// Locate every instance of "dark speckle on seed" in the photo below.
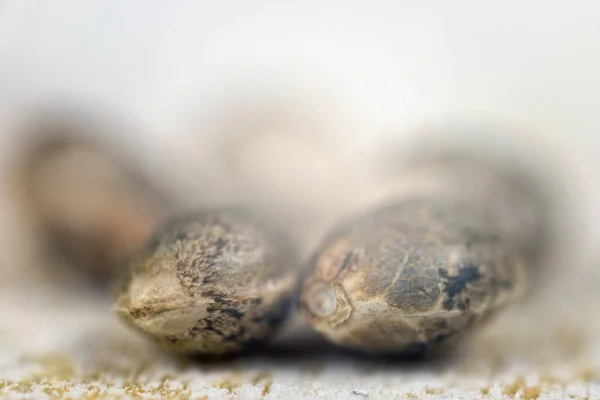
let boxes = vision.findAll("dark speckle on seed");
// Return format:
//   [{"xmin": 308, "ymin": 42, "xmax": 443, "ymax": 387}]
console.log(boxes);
[{"xmin": 439, "ymin": 262, "xmax": 482, "ymax": 311}]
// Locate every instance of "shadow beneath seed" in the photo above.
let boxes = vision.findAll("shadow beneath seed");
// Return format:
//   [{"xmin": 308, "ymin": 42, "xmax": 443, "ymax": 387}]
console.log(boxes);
[
  {"xmin": 70, "ymin": 310, "xmax": 460, "ymax": 376},
  {"xmin": 187, "ymin": 319, "xmax": 460, "ymax": 373}
]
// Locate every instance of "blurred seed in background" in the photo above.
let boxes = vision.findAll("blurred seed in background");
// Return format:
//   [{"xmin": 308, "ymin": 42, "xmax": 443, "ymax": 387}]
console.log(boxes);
[{"xmin": 6, "ymin": 106, "xmax": 172, "ymax": 286}]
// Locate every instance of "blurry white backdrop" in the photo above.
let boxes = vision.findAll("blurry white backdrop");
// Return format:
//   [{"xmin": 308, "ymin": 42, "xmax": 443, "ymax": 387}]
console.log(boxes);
[
  {"xmin": 1, "ymin": 1, "xmax": 599, "ymax": 264},
  {"xmin": 0, "ymin": 1, "xmax": 598, "ymax": 317}
]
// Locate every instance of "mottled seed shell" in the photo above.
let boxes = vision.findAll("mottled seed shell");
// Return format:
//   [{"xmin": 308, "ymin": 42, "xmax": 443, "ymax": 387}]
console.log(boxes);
[
  {"xmin": 300, "ymin": 156, "xmax": 549, "ymax": 356},
  {"xmin": 114, "ymin": 210, "xmax": 299, "ymax": 356},
  {"xmin": 300, "ymin": 199, "xmax": 529, "ymax": 355}
]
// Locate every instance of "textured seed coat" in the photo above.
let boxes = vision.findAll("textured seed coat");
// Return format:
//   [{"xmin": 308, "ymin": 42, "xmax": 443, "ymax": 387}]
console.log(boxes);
[
  {"xmin": 115, "ymin": 210, "xmax": 298, "ymax": 356},
  {"xmin": 300, "ymin": 156, "xmax": 548, "ymax": 356}
]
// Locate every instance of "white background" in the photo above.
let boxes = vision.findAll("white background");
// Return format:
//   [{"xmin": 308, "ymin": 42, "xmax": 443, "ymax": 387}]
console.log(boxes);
[{"xmin": 0, "ymin": 0, "xmax": 599, "ymax": 263}]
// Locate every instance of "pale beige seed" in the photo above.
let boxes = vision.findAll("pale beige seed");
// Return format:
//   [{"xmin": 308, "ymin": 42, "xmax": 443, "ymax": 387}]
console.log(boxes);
[{"xmin": 114, "ymin": 209, "xmax": 299, "ymax": 356}]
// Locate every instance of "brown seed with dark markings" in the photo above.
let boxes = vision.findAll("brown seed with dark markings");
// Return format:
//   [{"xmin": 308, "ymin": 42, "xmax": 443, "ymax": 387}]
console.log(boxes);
[
  {"xmin": 11, "ymin": 110, "xmax": 169, "ymax": 283},
  {"xmin": 300, "ymin": 153, "xmax": 555, "ymax": 356},
  {"xmin": 114, "ymin": 209, "xmax": 299, "ymax": 356}
]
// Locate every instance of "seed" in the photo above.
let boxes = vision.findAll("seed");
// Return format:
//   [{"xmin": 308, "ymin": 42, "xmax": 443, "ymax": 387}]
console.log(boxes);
[
  {"xmin": 299, "ymin": 153, "xmax": 553, "ymax": 356},
  {"xmin": 114, "ymin": 209, "xmax": 299, "ymax": 356},
  {"xmin": 12, "ymin": 111, "xmax": 168, "ymax": 283}
]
